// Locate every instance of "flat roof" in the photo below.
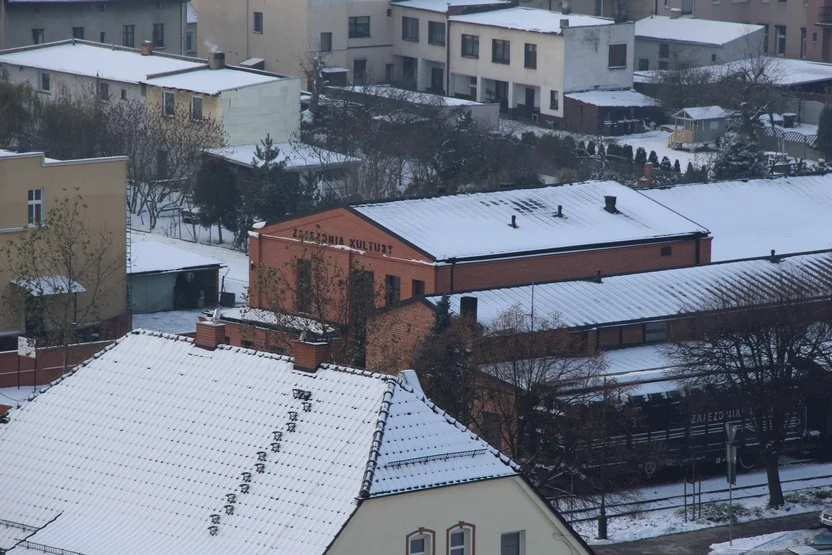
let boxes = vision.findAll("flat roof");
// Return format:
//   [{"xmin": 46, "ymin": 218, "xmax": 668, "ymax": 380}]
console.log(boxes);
[
  {"xmin": 565, "ymin": 89, "xmax": 658, "ymax": 107},
  {"xmin": 129, "ymin": 242, "xmax": 222, "ymax": 275},
  {"xmin": 636, "ymin": 57, "xmax": 832, "ymax": 87},
  {"xmin": 643, "ymin": 175, "xmax": 832, "ymax": 261},
  {"xmin": 147, "ymin": 67, "xmax": 282, "ymax": 95},
  {"xmin": 205, "ymin": 142, "xmax": 359, "ymax": 170},
  {"xmin": 338, "ymin": 84, "xmax": 486, "ymax": 106},
  {"xmin": 427, "ymin": 250, "xmax": 832, "ymax": 328},
  {"xmin": 449, "ymin": 7, "xmax": 614, "ymax": 34},
  {"xmin": 393, "ymin": 0, "xmax": 510, "ymax": 13},
  {"xmin": 635, "ymin": 16, "xmax": 763, "ymax": 46},
  {"xmin": 350, "ymin": 180, "xmax": 709, "ymax": 261}
]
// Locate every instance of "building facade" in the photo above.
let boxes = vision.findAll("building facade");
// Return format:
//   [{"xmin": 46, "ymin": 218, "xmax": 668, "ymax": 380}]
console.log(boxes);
[
  {"xmin": 0, "ymin": 150, "xmax": 129, "ymax": 351},
  {"xmin": 0, "ymin": 0, "xmax": 188, "ymax": 54}
]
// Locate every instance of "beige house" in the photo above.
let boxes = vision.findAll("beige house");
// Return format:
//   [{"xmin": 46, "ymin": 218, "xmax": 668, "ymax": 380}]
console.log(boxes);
[
  {"xmin": 0, "ymin": 150, "xmax": 129, "ymax": 351},
  {"xmin": 0, "ymin": 328, "xmax": 594, "ymax": 555}
]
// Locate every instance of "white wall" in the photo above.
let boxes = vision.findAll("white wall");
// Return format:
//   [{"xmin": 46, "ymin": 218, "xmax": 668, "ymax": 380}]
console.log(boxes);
[
  {"xmin": 392, "ymin": 6, "xmax": 448, "ymax": 64},
  {"xmin": 220, "ymin": 77, "xmax": 301, "ymax": 145},
  {"xmin": 562, "ymin": 21, "xmax": 634, "ymax": 93},
  {"xmin": 633, "ymin": 28, "xmax": 763, "ymax": 71},
  {"xmin": 328, "ymin": 476, "xmax": 592, "ymax": 555},
  {"xmin": 0, "ymin": 64, "xmax": 146, "ymax": 102}
]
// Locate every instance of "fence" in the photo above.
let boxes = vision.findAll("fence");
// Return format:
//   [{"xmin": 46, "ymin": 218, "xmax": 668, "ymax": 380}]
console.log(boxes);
[
  {"xmin": 0, "ymin": 340, "xmax": 113, "ymax": 389},
  {"xmin": 758, "ymin": 126, "xmax": 821, "ymax": 161}
]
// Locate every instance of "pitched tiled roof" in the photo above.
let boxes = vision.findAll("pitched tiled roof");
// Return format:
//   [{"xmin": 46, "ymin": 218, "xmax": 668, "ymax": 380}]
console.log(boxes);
[{"xmin": 0, "ymin": 330, "xmax": 515, "ymax": 554}]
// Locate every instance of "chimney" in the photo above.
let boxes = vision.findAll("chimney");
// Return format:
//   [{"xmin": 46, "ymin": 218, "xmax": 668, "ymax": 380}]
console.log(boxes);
[
  {"xmin": 195, "ymin": 320, "xmax": 226, "ymax": 350},
  {"xmin": 293, "ymin": 337, "xmax": 329, "ymax": 372},
  {"xmin": 614, "ymin": 0, "xmax": 628, "ymax": 22},
  {"xmin": 509, "ymin": 214, "xmax": 518, "ymax": 228},
  {"xmin": 604, "ymin": 195, "xmax": 618, "ymax": 214},
  {"xmin": 556, "ymin": 204, "xmax": 563, "ymax": 217},
  {"xmin": 460, "ymin": 296, "xmax": 478, "ymax": 324},
  {"xmin": 141, "ymin": 40, "xmax": 153, "ymax": 56},
  {"xmin": 561, "ymin": 0, "xmax": 572, "ymax": 15},
  {"xmin": 640, "ymin": 162, "xmax": 654, "ymax": 188},
  {"xmin": 669, "ymin": 7, "xmax": 681, "ymax": 18},
  {"xmin": 209, "ymin": 51, "xmax": 226, "ymax": 70},
  {"xmin": 594, "ymin": 270, "xmax": 603, "ymax": 284},
  {"xmin": 560, "ymin": 18, "xmax": 570, "ymax": 29},
  {"xmin": 769, "ymin": 249, "xmax": 780, "ymax": 263}
]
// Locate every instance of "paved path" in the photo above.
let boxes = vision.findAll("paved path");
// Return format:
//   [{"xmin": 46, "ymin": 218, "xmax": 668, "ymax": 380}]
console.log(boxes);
[{"xmin": 591, "ymin": 513, "xmax": 821, "ymax": 555}]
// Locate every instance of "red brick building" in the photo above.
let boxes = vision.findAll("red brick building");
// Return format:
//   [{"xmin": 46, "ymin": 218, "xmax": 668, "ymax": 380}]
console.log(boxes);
[{"xmin": 227, "ymin": 180, "xmax": 711, "ymax": 363}]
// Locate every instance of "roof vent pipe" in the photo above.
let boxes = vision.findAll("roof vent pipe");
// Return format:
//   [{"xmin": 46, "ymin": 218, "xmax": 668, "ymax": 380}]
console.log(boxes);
[
  {"xmin": 770, "ymin": 249, "xmax": 779, "ymax": 263},
  {"xmin": 604, "ymin": 195, "xmax": 617, "ymax": 213},
  {"xmin": 595, "ymin": 270, "xmax": 602, "ymax": 283},
  {"xmin": 557, "ymin": 204, "xmax": 563, "ymax": 217},
  {"xmin": 509, "ymin": 214, "xmax": 518, "ymax": 228}
]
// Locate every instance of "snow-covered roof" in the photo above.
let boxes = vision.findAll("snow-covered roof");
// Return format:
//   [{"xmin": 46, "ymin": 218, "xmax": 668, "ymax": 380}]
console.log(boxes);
[
  {"xmin": 635, "ymin": 16, "xmax": 763, "ymax": 46},
  {"xmin": 219, "ymin": 307, "xmax": 337, "ymax": 335},
  {"xmin": 205, "ymin": 142, "xmax": 359, "ymax": 170},
  {"xmin": 449, "ymin": 7, "xmax": 614, "ymax": 34},
  {"xmin": 718, "ymin": 57, "xmax": 832, "ymax": 86},
  {"xmin": 0, "ymin": 330, "xmax": 517, "ymax": 554},
  {"xmin": 12, "ymin": 276, "xmax": 86, "ymax": 295},
  {"xmin": 673, "ymin": 106, "xmax": 727, "ymax": 120},
  {"xmin": 565, "ymin": 89, "xmax": 658, "ymax": 107},
  {"xmin": 0, "ymin": 149, "xmax": 60, "ymax": 164},
  {"xmin": 393, "ymin": 0, "xmax": 510, "ymax": 13},
  {"xmin": 147, "ymin": 67, "xmax": 283, "ymax": 95},
  {"xmin": 426, "ymin": 250, "xmax": 832, "ymax": 327},
  {"xmin": 187, "ymin": 2, "xmax": 198, "ymax": 24},
  {"xmin": 350, "ymin": 181, "xmax": 709, "ymax": 260},
  {"xmin": 338, "ymin": 84, "xmax": 485, "ymax": 106},
  {"xmin": 130, "ymin": 242, "xmax": 222, "ymax": 275},
  {"xmin": 0, "ymin": 41, "xmax": 204, "ymax": 84},
  {"xmin": 643, "ymin": 175, "xmax": 832, "ymax": 261}
]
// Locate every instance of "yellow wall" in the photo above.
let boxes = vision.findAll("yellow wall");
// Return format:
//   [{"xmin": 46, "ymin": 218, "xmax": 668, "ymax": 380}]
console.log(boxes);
[
  {"xmin": 329, "ymin": 476, "xmax": 591, "ymax": 555},
  {"xmin": 145, "ymin": 85, "xmax": 222, "ymax": 127},
  {"xmin": 0, "ymin": 153, "xmax": 128, "ymax": 336}
]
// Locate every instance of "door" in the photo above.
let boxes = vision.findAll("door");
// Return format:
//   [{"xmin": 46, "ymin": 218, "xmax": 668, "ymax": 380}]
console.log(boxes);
[
  {"xmin": 470, "ymin": 76, "xmax": 477, "ymax": 101},
  {"xmin": 524, "ymin": 87, "xmax": 535, "ymax": 116},
  {"xmin": 431, "ymin": 67, "xmax": 443, "ymax": 93},
  {"xmin": 402, "ymin": 57, "xmax": 417, "ymax": 87}
]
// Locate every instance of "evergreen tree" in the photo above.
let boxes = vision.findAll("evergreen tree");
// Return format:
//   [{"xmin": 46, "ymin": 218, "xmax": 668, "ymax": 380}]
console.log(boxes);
[
  {"xmin": 817, "ymin": 104, "xmax": 832, "ymax": 158},
  {"xmin": 597, "ymin": 143, "xmax": 606, "ymax": 157},
  {"xmin": 648, "ymin": 150, "xmax": 660, "ymax": 166},
  {"xmin": 587, "ymin": 140, "xmax": 596, "ymax": 155},
  {"xmin": 192, "ymin": 158, "xmax": 240, "ymax": 244},
  {"xmin": 634, "ymin": 147, "xmax": 647, "ymax": 166},
  {"xmin": 659, "ymin": 156, "xmax": 672, "ymax": 172},
  {"xmin": 711, "ymin": 136, "xmax": 769, "ymax": 181},
  {"xmin": 433, "ymin": 295, "xmax": 452, "ymax": 333},
  {"xmin": 673, "ymin": 159, "xmax": 682, "ymax": 173},
  {"xmin": 622, "ymin": 144, "xmax": 634, "ymax": 164},
  {"xmin": 577, "ymin": 140, "xmax": 586, "ymax": 155}
]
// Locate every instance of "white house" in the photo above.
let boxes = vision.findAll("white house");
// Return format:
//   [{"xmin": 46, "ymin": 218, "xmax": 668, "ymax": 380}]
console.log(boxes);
[
  {"xmin": 0, "ymin": 327, "xmax": 594, "ymax": 555},
  {"xmin": 446, "ymin": 8, "xmax": 635, "ymax": 124},
  {"xmin": 634, "ymin": 15, "xmax": 764, "ymax": 71}
]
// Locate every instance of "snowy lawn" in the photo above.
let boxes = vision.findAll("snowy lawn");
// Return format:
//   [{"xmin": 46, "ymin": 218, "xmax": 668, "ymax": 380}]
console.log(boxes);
[
  {"xmin": 612, "ymin": 130, "xmax": 717, "ymax": 169},
  {"xmin": 132, "ymin": 309, "xmax": 209, "ymax": 335},
  {"xmin": 709, "ymin": 530, "xmax": 821, "ymax": 554}
]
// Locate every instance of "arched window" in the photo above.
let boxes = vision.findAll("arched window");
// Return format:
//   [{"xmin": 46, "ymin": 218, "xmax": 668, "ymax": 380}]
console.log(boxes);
[
  {"xmin": 407, "ymin": 528, "xmax": 435, "ymax": 555},
  {"xmin": 446, "ymin": 522, "xmax": 475, "ymax": 555}
]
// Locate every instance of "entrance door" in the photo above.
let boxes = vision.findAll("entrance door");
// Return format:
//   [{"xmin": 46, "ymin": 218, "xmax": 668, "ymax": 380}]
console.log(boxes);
[
  {"xmin": 470, "ymin": 76, "xmax": 477, "ymax": 101},
  {"xmin": 495, "ymin": 80, "xmax": 509, "ymax": 113},
  {"xmin": 525, "ymin": 87, "xmax": 535, "ymax": 115},
  {"xmin": 402, "ymin": 57, "xmax": 417, "ymax": 87},
  {"xmin": 431, "ymin": 67, "xmax": 444, "ymax": 93}
]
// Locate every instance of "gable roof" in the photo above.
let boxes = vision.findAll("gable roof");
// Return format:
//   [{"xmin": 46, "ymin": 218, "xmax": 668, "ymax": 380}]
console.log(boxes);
[
  {"xmin": 0, "ymin": 330, "xmax": 517, "ymax": 554},
  {"xmin": 643, "ymin": 174, "xmax": 832, "ymax": 261},
  {"xmin": 349, "ymin": 181, "xmax": 709, "ymax": 261},
  {"xmin": 424, "ymin": 250, "xmax": 832, "ymax": 328},
  {"xmin": 673, "ymin": 106, "xmax": 728, "ymax": 120},
  {"xmin": 635, "ymin": 16, "xmax": 763, "ymax": 46}
]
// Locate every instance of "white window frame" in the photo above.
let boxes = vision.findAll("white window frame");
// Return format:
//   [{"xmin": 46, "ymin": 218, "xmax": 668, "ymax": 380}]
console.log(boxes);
[
  {"xmin": 163, "ymin": 91, "xmax": 175, "ymax": 117},
  {"xmin": 27, "ymin": 188, "xmax": 44, "ymax": 226},
  {"xmin": 99, "ymin": 81, "xmax": 110, "ymax": 101},
  {"xmin": 500, "ymin": 530, "xmax": 525, "ymax": 555},
  {"xmin": 190, "ymin": 95, "xmax": 203, "ymax": 121},
  {"xmin": 407, "ymin": 529, "xmax": 435, "ymax": 555},
  {"xmin": 39, "ymin": 72, "xmax": 50, "ymax": 93},
  {"xmin": 447, "ymin": 523, "xmax": 474, "ymax": 555}
]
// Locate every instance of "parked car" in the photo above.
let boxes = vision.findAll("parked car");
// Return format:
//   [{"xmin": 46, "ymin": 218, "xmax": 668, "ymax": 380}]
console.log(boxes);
[{"xmin": 821, "ymin": 507, "xmax": 832, "ymax": 528}]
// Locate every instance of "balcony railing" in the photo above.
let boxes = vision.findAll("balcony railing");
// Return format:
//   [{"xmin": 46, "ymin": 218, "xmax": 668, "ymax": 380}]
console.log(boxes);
[{"xmin": 819, "ymin": 5, "xmax": 832, "ymax": 24}]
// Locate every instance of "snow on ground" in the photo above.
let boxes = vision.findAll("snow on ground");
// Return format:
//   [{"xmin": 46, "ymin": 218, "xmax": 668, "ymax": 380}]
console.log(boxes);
[
  {"xmin": 570, "ymin": 461, "xmax": 832, "ymax": 544},
  {"xmin": 613, "ymin": 130, "xmax": 716, "ymax": 168},
  {"xmin": 132, "ymin": 309, "xmax": 208, "ymax": 335},
  {"xmin": 709, "ymin": 530, "xmax": 820, "ymax": 554}
]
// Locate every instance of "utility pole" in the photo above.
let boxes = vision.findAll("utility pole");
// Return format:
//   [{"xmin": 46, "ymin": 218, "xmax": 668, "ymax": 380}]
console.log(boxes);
[
  {"xmin": 598, "ymin": 376, "xmax": 608, "ymax": 540},
  {"xmin": 726, "ymin": 423, "xmax": 738, "ymax": 547}
]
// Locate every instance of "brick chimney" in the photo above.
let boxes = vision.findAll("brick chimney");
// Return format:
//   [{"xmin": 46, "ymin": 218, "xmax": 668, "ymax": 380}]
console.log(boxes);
[
  {"xmin": 293, "ymin": 338, "xmax": 329, "ymax": 372},
  {"xmin": 141, "ymin": 40, "xmax": 153, "ymax": 56},
  {"xmin": 209, "ymin": 51, "xmax": 226, "ymax": 70},
  {"xmin": 561, "ymin": 0, "xmax": 572, "ymax": 15},
  {"xmin": 195, "ymin": 320, "xmax": 226, "ymax": 350},
  {"xmin": 460, "ymin": 296, "xmax": 478, "ymax": 324},
  {"xmin": 604, "ymin": 195, "xmax": 618, "ymax": 213}
]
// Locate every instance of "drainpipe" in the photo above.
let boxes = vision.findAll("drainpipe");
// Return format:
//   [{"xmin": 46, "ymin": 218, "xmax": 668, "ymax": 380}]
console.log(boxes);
[
  {"xmin": 445, "ymin": 17, "xmax": 451, "ymax": 96},
  {"xmin": 449, "ymin": 258, "xmax": 457, "ymax": 292},
  {"xmin": 695, "ymin": 236, "xmax": 701, "ymax": 265},
  {"xmin": 181, "ymin": 0, "xmax": 187, "ymax": 55},
  {"xmin": 246, "ymin": 0, "xmax": 251, "ymax": 59}
]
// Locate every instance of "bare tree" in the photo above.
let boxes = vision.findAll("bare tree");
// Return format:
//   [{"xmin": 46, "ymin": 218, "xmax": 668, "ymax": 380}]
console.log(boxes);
[
  {"xmin": 1, "ymin": 190, "xmax": 124, "ymax": 373},
  {"xmin": 666, "ymin": 264, "xmax": 832, "ymax": 507}
]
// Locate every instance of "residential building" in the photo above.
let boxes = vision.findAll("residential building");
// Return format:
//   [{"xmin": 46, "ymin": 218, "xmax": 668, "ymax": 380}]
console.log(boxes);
[
  {"xmin": 0, "ymin": 150, "xmax": 129, "ymax": 352},
  {"xmin": 634, "ymin": 16, "xmax": 764, "ymax": 71},
  {"xmin": 0, "ymin": 40, "xmax": 301, "ymax": 145},
  {"xmin": 0, "ymin": 327, "xmax": 594, "ymax": 555},
  {"xmin": 0, "ymin": 0, "xmax": 188, "ymax": 54},
  {"xmin": 195, "ymin": 0, "xmax": 395, "ymax": 84},
  {"xmin": 185, "ymin": 1, "xmax": 197, "ymax": 55}
]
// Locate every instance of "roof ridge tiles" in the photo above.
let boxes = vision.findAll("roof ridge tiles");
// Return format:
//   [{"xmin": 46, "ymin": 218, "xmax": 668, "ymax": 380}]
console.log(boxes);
[{"xmin": 359, "ymin": 380, "xmax": 397, "ymax": 498}]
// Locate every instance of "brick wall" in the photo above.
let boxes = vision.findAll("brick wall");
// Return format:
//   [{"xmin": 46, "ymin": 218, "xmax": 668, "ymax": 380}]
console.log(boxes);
[
  {"xmin": 365, "ymin": 301, "xmax": 437, "ymax": 374},
  {"xmin": 0, "ymin": 340, "xmax": 113, "ymax": 388}
]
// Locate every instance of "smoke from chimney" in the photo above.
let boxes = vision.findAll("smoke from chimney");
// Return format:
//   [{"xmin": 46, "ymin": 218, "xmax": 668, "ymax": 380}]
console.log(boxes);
[{"xmin": 203, "ymin": 39, "xmax": 220, "ymax": 53}]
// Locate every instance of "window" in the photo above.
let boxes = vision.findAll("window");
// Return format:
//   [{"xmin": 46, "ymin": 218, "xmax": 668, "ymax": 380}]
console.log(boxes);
[
  {"xmin": 461, "ymin": 34, "xmax": 479, "ymax": 58},
  {"xmin": 658, "ymin": 43, "xmax": 669, "ymax": 58},
  {"xmin": 99, "ymin": 81, "xmax": 109, "ymax": 101},
  {"xmin": 72, "ymin": 26, "xmax": 84, "ymax": 40},
  {"xmin": 297, "ymin": 259, "xmax": 312, "ymax": 312},
  {"xmin": 711, "ymin": 53, "xmax": 716, "ymax": 62},
  {"xmin": 156, "ymin": 149, "xmax": 168, "ymax": 179},
  {"xmin": 501, "ymin": 531, "xmax": 524, "ymax": 555},
  {"xmin": 524, "ymin": 43, "xmax": 537, "ymax": 68},
  {"xmin": 100, "ymin": 31, "xmax": 106, "ymax": 43},
  {"xmin": 241, "ymin": 339, "xmax": 255, "ymax": 349},
  {"xmin": 385, "ymin": 63, "xmax": 394, "ymax": 82},
  {"xmin": 549, "ymin": 90, "xmax": 559, "ymax": 110},
  {"xmin": 191, "ymin": 95, "xmax": 203, "ymax": 120},
  {"xmin": 353, "ymin": 59, "xmax": 367, "ymax": 83},
  {"xmin": 253, "ymin": 11, "xmax": 264, "ymax": 33},
  {"xmin": 39, "ymin": 72, "xmax": 50, "ymax": 93},
  {"xmin": 608, "ymin": 43, "xmax": 627, "ymax": 68},
  {"xmin": 162, "ymin": 91, "xmax": 175, "ymax": 117},
  {"xmin": 407, "ymin": 529, "xmax": 435, "ymax": 555},
  {"xmin": 186, "ymin": 30, "xmax": 195, "ymax": 52},
  {"xmin": 123, "ymin": 24, "xmax": 135, "ymax": 47},
  {"xmin": 428, "ymin": 21, "xmax": 445, "ymax": 45},
  {"xmin": 32, "ymin": 29, "xmax": 44, "ymax": 44},
  {"xmin": 644, "ymin": 321, "xmax": 668, "ymax": 343},
  {"xmin": 402, "ymin": 16, "xmax": 419, "ymax": 41},
  {"xmin": 121, "ymin": 88, "xmax": 127, "ymax": 100},
  {"xmin": 761, "ymin": 23, "xmax": 769, "ymax": 54},
  {"xmin": 814, "ymin": 32, "xmax": 818, "ymax": 43},
  {"xmin": 320, "ymin": 32, "xmax": 332, "ymax": 52},
  {"xmin": 385, "ymin": 275, "xmax": 401, "ymax": 305},
  {"xmin": 660, "ymin": 245, "xmax": 672, "ymax": 256},
  {"xmin": 801, "ymin": 27, "xmax": 807, "ymax": 58},
  {"xmin": 638, "ymin": 58, "xmax": 649, "ymax": 71},
  {"xmin": 658, "ymin": 60, "xmax": 669, "ymax": 70},
  {"xmin": 492, "ymin": 39, "xmax": 510, "ymax": 64},
  {"xmin": 349, "ymin": 16, "xmax": 370, "ymax": 38},
  {"xmin": 153, "ymin": 23, "xmax": 165, "ymax": 47},
  {"xmin": 448, "ymin": 525, "xmax": 474, "ymax": 555},
  {"xmin": 412, "ymin": 279, "xmax": 425, "ymax": 296},
  {"xmin": 775, "ymin": 25, "xmax": 786, "ymax": 55},
  {"xmin": 27, "ymin": 188, "xmax": 43, "ymax": 226}
]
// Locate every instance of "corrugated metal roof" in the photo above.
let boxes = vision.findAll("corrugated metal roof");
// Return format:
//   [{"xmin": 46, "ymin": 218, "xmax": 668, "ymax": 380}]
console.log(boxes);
[
  {"xmin": 351, "ymin": 181, "xmax": 709, "ymax": 260},
  {"xmin": 428, "ymin": 250, "xmax": 832, "ymax": 328},
  {"xmin": 643, "ymin": 175, "xmax": 832, "ymax": 262},
  {"xmin": 0, "ymin": 331, "xmax": 515, "ymax": 554}
]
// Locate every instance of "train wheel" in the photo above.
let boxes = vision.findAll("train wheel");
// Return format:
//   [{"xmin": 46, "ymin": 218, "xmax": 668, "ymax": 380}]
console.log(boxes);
[
  {"xmin": 740, "ymin": 451, "xmax": 758, "ymax": 470},
  {"xmin": 644, "ymin": 461, "xmax": 658, "ymax": 476}
]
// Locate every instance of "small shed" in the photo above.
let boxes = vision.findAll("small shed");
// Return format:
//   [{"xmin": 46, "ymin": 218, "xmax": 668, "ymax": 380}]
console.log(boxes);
[
  {"xmin": 129, "ymin": 242, "xmax": 222, "ymax": 314},
  {"xmin": 669, "ymin": 106, "xmax": 728, "ymax": 150}
]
